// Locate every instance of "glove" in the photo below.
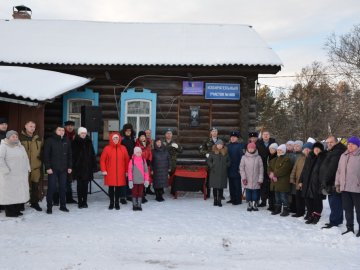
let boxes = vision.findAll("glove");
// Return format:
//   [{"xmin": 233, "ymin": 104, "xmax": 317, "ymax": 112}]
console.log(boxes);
[
  {"xmin": 102, "ymin": 171, "xmax": 107, "ymax": 176},
  {"xmin": 336, "ymin": 185, "xmax": 341, "ymax": 193},
  {"xmin": 242, "ymin": 179, "xmax": 248, "ymax": 186},
  {"xmin": 144, "ymin": 181, "xmax": 149, "ymax": 188},
  {"xmin": 206, "ymin": 153, "xmax": 209, "ymax": 158},
  {"xmin": 129, "ymin": 181, "xmax": 134, "ymax": 189},
  {"xmin": 171, "ymin": 143, "xmax": 178, "ymax": 149}
]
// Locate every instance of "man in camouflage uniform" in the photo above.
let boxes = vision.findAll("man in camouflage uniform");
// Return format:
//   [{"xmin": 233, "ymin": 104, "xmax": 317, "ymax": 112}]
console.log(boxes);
[
  {"xmin": 163, "ymin": 128, "xmax": 183, "ymax": 175},
  {"xmin": 199, "ymin": 127, "xmax": 223, "ymax": 198},
  {"xmin": 19, "ymin": 120, "xmax": 43, "ymax": 211}
]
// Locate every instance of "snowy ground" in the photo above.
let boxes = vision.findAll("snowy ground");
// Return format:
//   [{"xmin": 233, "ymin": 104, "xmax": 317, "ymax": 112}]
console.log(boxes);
[{"xmin": 1, "ymin": 179, "xmax": 359, "ymax": 270}]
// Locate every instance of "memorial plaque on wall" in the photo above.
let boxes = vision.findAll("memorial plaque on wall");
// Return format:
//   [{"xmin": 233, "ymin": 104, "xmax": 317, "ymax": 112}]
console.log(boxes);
[{"xmin": 190, "ymin": 106, "xmax": 200, "ymax": 127}]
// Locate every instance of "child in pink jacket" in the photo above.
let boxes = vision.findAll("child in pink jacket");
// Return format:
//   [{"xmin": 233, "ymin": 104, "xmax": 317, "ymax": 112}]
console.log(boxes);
[{"xmin": 128, "ymin": 147, "xmax": 149, "ymax": 211}]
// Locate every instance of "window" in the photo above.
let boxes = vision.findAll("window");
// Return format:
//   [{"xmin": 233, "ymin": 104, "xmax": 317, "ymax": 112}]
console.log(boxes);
[
  {"xmin": 125, "ymin": 100, "xmax": 151, "ymax": 135},
  {"xmin": 63, "ymin": 89, "xmax": 99, "ymax": 153},
  {"xmin": 120, "ymin": 88, "xmax": 157, "ymax": 139},
  {"xmin": 68, "ymin": 99, "xmax": 93, "ymax": 128}
]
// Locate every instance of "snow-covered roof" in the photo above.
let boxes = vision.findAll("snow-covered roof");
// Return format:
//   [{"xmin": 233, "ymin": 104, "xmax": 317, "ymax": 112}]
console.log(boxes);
[
  {"xmin": 0, "ymin": 66, "xmax": 91, "ymax": 101},
  {"xmin": 0, "ymin": 20, "xmax": 282, "ymax": 67}
]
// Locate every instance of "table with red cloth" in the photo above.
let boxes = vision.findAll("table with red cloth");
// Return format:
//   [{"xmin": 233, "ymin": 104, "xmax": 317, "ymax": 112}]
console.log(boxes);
[{"xmin": 170, "ymin": 165, "xmax": 208, "ymax": 200}]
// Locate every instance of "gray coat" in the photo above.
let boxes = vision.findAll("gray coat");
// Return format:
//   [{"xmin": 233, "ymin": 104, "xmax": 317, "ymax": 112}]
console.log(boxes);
[
  {"xmin": 207, "ymin": 145, "xmax": 230, "ymax": 189},
  {"xmin": 239, "ymin": 150, "xmax": 264, "ymax": 190},
  {"xmin": 0, "ymin": 139, "xmax": 30, "ymax": 205},
  {"xmin": 335, "ymin": 147, "xmax": 360, "ymax": 193}
]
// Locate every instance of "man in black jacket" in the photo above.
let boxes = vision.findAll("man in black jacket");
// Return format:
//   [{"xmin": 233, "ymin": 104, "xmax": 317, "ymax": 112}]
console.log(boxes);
[
  {"xmin": 0, "ymin": 117, "xmax": 8, "ymax": 142},
  {"xmin": 320, "ymin": 136, "xmax": 346, "ymax": 229},
  {"xmin": 256, "ymin": 130, "xmax": 276, "ymax": 209},
  {"xmin": 44, "ymin": 125, "xmax": 72, "ymax": 214}
]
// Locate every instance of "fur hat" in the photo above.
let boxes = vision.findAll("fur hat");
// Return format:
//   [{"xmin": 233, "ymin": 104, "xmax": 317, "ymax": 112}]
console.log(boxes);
[
  {"xmin": 286, "ymin": 140, "xmax": 295, "ymax": 145},
  {"xmin": 77, "ymin": 127, "xmax": 87, "ymax": 135},
  {"xmin": 6, "ymin": 130, "xmax": 18, "ymax": 139},
  {"xmin": 64, "ymin": 120, "xmax": 75, "ymax": 126},
  {"xmin": 0, "ymin": 117, "xmax": 8, "ymax": 124},
  {"xmin": 313, "ymin": 142, "xmax": 324, "ymax": 151},
  {"xmin": 138, "ymin": 131, "xmax": 146, "ymax": 138},
  {"xmin": 248, "ymin": 132, "xmax": 258, "ymax": 138},
  {"xmin": 230, "ymin": 131, "xmax": 240, "ymax": 138},
  {"xmin": 122, "ymin": 123, "xmax": 133, "ymax": 131},
  {"xmin": 277, "ymin": 144, "xmax": 287, "ymax": 155}
]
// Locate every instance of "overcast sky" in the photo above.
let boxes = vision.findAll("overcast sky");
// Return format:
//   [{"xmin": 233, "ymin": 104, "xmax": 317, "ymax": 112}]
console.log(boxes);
[{"xmin": 1, "ymin": 0, "xmax": 359, "ymax": 91}]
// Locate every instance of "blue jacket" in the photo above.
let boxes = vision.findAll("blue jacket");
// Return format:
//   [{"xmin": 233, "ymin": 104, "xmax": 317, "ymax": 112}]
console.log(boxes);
[{"xmin": 227, "ymin": 142, "xmax": 244, "ymax": 178}]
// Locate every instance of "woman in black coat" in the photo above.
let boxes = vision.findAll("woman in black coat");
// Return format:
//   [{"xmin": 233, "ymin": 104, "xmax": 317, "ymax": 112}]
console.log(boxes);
[
  {"xmin": 299, "ymin": 142, "xmax": 326, "ymax": 224},
  {"xmin": 72, "ymin": 127, "xmax": 97, "ymax": 208},
  {"xmin": 151, "ymin": 138, "xmax": 171, "ymax": 202}
]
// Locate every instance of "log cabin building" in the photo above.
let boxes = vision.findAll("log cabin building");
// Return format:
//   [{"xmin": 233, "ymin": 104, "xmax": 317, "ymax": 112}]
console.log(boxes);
[{"xmin": 0, "ymin": 18, "xmax": 282, "ymax": 164}]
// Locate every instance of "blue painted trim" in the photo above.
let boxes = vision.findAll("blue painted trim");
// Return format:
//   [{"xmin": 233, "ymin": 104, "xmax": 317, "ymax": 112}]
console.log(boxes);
[
  {"xmin": 120, "ymin": 88, "xmax": 157, "ymax": 138},
  {"xmin": 63, "ymin": 88, "xmax": 99, "ymax": 154}
]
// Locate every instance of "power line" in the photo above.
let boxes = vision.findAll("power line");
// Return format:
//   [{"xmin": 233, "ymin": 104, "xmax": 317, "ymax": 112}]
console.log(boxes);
[{"xmin": 259, "ymin": 71, "xmax": 360, "ymax": 79}]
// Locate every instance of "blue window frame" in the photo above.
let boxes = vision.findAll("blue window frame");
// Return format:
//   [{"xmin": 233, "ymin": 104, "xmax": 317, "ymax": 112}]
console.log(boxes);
[
  {"xmin": 120, "ymin": 88, "xmax": 157, "ymax": 139},
  {"xmin": 63, "ymin": 88, "xmax": 99, "ymax": 154}
]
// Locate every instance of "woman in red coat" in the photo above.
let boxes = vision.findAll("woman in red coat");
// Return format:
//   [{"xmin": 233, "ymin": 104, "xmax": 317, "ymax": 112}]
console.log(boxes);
[{"xmin": 100, "ymin": 132, "xmax": 129, "ymax": 210}]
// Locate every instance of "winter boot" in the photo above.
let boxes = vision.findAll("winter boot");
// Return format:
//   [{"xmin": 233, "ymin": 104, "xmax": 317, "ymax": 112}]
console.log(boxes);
[
  {"xmin": 132, "ymin": 198, "xmax": 137, "ymax": 211},
  {"xmin": 108, "ymin": 203, "xmax": 114, "ymax": 210},
  {"xmin": 115, "ymin": 201, "xmax": 120, "ymax": 210},
  {"xmin": 271, "ymin": 204, "xmax": 281, "ymax": 215},
  {"xmin": 146, "ymin": 186, "xmax": 155, "ymax": 195},
  {"xmin": 280, "ymin": 206, "xmax": 290, "ymax": 217},
  {"xmin": 120, "ymin": 198, "xmax": 127, "ymax": 205},
  {"xmin": 247, "ymin": 202, "xmax": 253, "ymax": 211},
  {"xmin": 155, "ymin": 190, "xmax": 162, "ymax": 202},
  {"xmin": 46, "ymin": 208, "xmax": 52, "ymax": 214},
  {"xmin": 30, "ymin": 203, "xmax": 42, "ymax": 212},
  {"xmin": 304, "ymin": 212, "xmax": 311, "ymax": 220},
  {"xmin": 342, "ymin": 225, "xmax": 355, "ymax": 235},
  {"xmin": 305, "ymin": 213, "xmax": 315, "ymax": 224},
  {"xmin": 321, "ymin": 223, "xmax": 335, "ymax": 229},
  {"xmin": 311, "ymin": 212, "xmax": 321, "ymax": 224},
  {"xmin": 258, "ymin": 201, "xmax": 267, "ymax": 207},
  {"xmin": 356, "ymin": 229, "xmax": 360, "ymax": 237},
  {"xmin": 137, "ymin": 198, "xmax": 142, "ymax": 211},
  {"xmin": 213, "ymin": 197, "xmax": 218, "ymax": 206},
  {"xmin": 5, "ymin": 205, "xmax": 18, "ymax": 217},
  {"xmin": 252, "ymin": 201, "xmax": 259, "ymax": 211}
]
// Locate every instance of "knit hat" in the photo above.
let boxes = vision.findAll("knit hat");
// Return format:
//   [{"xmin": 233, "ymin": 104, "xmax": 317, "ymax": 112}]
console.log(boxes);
[
  {"xmin": 286, "ymin": 140, "xmax": 295, "ymax": 145},
  {"xmin": 155, "ymin": 137, "xmax": 162, "ymax": 142},
  {"xmin": 77, "ymin": 127, "xmax": 87, "ymax": 135},
  {"xmin": 313, "ymin": 142, "xmax": 324, "ymax": 151},
  {"xmin": 347, "ymin": 136, "xmax": 360, "ymax": 147},
  {"xmin": 294, "ymin": 140, "xmax": 304, "ymax": 148},
  {"xmin": 210, "ymin": 127, "xmax": 218, "ymax": 132},
  {"xmin": 122, "ymin": 123, "xmax": 133, "ymax": 131},
  {"xmin": 302, "ymin": 142, "xmax": 313, "ymax": 150},
  {"xmin": 6, "ymin": 130, "xmax": 18, "ymax": 139},
  {"xmin": 277, "ymin": 144, "xmax": 287, "ymax": 155},
  {"xmin": 269, "ymin": 143, "xmax": 279, "ymax": 151},
  {"xmin": 215, "ymin": 139, "xmax": 224, "ymax": 145},
  {"xmin": 165, "ymin": 128, "xmax": 173, "ymax": 134},
  {"xmin": 138, "ymin": 131, "xmax": 146, "ymax": 138},
  {"xmin": 134, "ymin": 146, "xmax": 142, "ymax": 154},
  {"xmin": 0, "ymin": 117, "xmax": 8, "ymax": 124},
  {"xmin": 247, "ymin": 142, "xmax": 256, "ymax": 150}
]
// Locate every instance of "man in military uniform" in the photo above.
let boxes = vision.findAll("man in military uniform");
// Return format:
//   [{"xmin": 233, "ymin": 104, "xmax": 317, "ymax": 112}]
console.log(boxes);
[
  {"xmin": 163, "ymin": 128, "xmax": 183, "ymax": 175},
  {"xmin": 199, "ymin": 127, "xmax": 223, "ymax": 198},
  {"xmin": 20, "ymin": 120, "xmax": 44, "ymax": 211}
]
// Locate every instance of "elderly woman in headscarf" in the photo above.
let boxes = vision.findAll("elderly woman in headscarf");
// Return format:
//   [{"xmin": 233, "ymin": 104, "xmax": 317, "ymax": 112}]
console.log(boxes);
[{"xmin": 0, "ymin": 130, "xmax": 30, "ymax": 217}]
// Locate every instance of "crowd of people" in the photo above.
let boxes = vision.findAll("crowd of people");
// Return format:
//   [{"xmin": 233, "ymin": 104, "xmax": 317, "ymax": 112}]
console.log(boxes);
[{"xmin": 0, "ymin": 116, "xmax": 359, "ymax": 237}]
